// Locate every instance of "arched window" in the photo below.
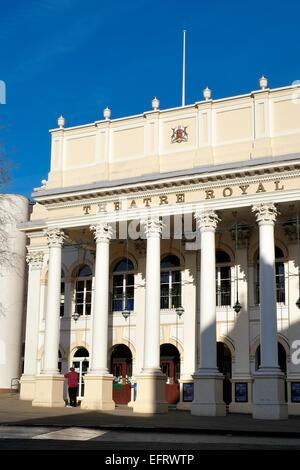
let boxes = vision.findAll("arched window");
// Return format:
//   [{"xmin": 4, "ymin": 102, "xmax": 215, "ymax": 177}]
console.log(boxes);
[
  {"xmin": 216, "ymin": 250, "xmax": 231, "ymax": 307},
  {"xmin": 60, "ymin": 269, "xmax": 65, "ymax": 317},
  {"xmin": 160, "ymin": 255, "xmax": 181, "ymax": 309},
  {"xmin": 255, "ymin": 246, "xmax": 285, "ymax": 304},
  {"xmin": 74, "ymin": 265, "xmax": 92, "ymax": 316},
  {"xmin": 112, "ymin": 259, "xmax": 134, "ymax": 312}
]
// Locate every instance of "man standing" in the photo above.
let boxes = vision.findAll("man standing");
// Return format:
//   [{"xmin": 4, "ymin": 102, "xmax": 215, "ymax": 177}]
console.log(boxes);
[{"xmin": 64, "ymin": 367, "xmax": 79, "ymax": 407}]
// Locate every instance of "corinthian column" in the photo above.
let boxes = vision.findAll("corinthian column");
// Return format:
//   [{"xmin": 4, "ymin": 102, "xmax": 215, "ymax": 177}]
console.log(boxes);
[
  {"xmin": 81, "ymin": 223, "xmax": 115, "ymax": 410},
  {"xmin": 252, "ymin": 203, "xmax": 287, "ymax": 419},
  {"xmin": 33, "ymin": 228, "xmax": 66, "ymax": 407},
  {"xmin": 20, "ymin": 251, "xmax": 43, "ymax": 400},
  {"xmin": 133, "ymin": 217, "xmax": 168, "ymax": 414},
  {"xmin": 191, "ymin": 210, "xmax": 226, "ymax": 416}
]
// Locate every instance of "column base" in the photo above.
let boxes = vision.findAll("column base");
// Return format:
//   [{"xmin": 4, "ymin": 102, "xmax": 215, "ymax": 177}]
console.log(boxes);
[
  {"xmin": 133, "ymin": 370, "xmax": 168, "ymax": 414},
  {"xmin": 177, "ymin": 376, "xmax": 193, "ymax": 411},
  {"xmin": 252, "ymin": 368, "xmax": 288, "ymax": 420},
  {"xmin": 191, "ymin": 369, "xmax": 226, "ymax": 416},
  {"xmin": 32, "ymin": 375, "xmax": 65, "ymax": 407},
  {"xmin": 80, "ymin": 374, "xmax": 115, "ymax": 411},
  {"xmin": 20, "ymin": 375, "xmax": 36, "ymax": 401}
]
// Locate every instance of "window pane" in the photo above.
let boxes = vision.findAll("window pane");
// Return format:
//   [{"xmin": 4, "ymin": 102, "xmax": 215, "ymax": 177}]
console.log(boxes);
[
  {"xmin": 86, "ymin": 292, "xmax": 91, "ymax": 304},
  {"xmin": 276, "ymin": 262, "xmax": 285, "ymax": 303},
  {"xmin": 220, "ymin": 266, "xmax": 230, "ymax": 279},
  {"xmin": 126, "ymin": 298, "xmax": 134, "ymax": 310},
  {"xmin": 113, "ymin": 275, "xmax": 123, "ymax": 287},
  {"xmin": 86, "ymin": 280, "xmax": 92, "ymax": 291},
  {"xmin": 76, "ymin": 304, "xmax": 83, "ymax": 314},
  {"xmin": 76, "ymin": 292, "xmax": 84, "ymax": 303},
  {"xmin": 114, "ymin": 259, "xmax": 134, "ymax": 272},
  {"xmin": 113, "ymin": 299, "xmax": 123, "ymax": 311},
  {"xmin": 161, "ymin": 255, "xmax": 180, "ymax": 268},
  {"xmin": 60, "ymin": 304, "xmax": 64, "ymax": 317},
  {"xmin": 171, "ymin": 284, "xmax": 181, "ymax": 308},
  {"xmin": 113, "ymin": 287, "xmax": 123, "ymax": 298},
  {"xmin": 126, "ymin": 286, "xmax": 134, "ymax": 298},
  {"xmin": 76, "ymin": 281, "xmax": 85, "ymax": 291},
  {"xmin": 60, "ymin": 282, "xmax": 65, "ymax": 317},
  {"xmin": 85, "ymin": 304, "xmax": 91, "ymax": 315},
  {"xmin": 160, "ymin": 272, "xmax": 169, "ymax": 284},
  {"xmin": 78, "ymin": 265, "xmax": 92, "ymax": 277},
  {"xmin": 126, "ymin": 274, "xmax": 134, "ymax": 286},
  {"xmin": 216, "ymin": 266, "xmax": 231, "ymax": 306},
  {"xmin": 172, "ymin": 270, "xmax": 181, "ymax": 283},
  {"xmin": 160, "ymin": 296, "xmax": 169, "ymax": 309}
]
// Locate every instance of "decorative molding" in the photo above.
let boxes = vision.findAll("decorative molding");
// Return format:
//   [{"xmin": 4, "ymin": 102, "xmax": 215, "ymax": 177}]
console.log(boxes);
[
  {"xmin": 282, "ymin": 219, "xmax": 300, "ymax": 241},
  {"xmin": 90, "ymin": 223, "xmax": 113, "ymax": 243},
  {"xmin": 26, "ymin": 251, "xmax": 44, "ymax": 269},
  {"xmin": 134, "ymin": 240, "xmax": 146, "ymax": 256},
  {"xmin": 35, "ymin": 162, "xmax": 300, "ymax": 209},
  {"xmin": 44, "ymin": 228, "xmax": 66, "ymax": 247},
  {"xmin": 252, "ymin": 203, "xmax": 278, "ymax": 225},
  {"xmin": 195, "ymin": 210, "xmax": 220, "ymax": 232},
  {"xmin": 141, "ymin": 217, "xmax": 163, "ymax": 238}
]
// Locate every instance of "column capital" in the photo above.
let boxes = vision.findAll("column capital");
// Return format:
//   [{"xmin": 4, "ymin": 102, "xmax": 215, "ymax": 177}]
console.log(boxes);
[
  {"xmin": 252, "ymin": 203, "xmax": 278, "ymax": 225},
  {"xmin": 142, "ymin": 217, "xmax": 163, "ymax": 238},
  {"xmin": 44, "ymin": 228, "xmax": 66, "ymax": 247},
  {"xmin": 26, "ymin": 251, "xmax": 44, "ymax": 269},
  {"xmin": 90, "ymin": 223, "xmax": 113, "ymax": 243},
  {"xmin": 195, "ymin": 210, "xmax": 220, "ymax": 232}
]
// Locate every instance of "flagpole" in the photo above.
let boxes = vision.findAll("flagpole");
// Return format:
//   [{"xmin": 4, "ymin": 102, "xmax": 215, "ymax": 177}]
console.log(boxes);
[{"xmin": 182, "ymin": 30, "xmax": 186, "ymax": 107}]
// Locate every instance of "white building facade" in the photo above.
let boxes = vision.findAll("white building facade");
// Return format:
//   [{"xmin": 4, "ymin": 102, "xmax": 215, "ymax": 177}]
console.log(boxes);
[
  {"xmin": 0, "ymin": 195, "xmax": 28, "ymax": 391},
  {"xmin": 19, "ymin": 83, "xmax": 300, "ymax": 419}
]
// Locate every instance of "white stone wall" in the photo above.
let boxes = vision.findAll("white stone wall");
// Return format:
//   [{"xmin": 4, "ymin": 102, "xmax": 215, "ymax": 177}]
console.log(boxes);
[{"xmin": 0, "ymin": 195, "xmax": 29, "ymax": 389}]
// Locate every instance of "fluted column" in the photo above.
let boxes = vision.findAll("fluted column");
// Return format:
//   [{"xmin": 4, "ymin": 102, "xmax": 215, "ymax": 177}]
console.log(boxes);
[
  {"xmin": 33, "ymin": 228, "xmax": 66, "ymax": 407},
  {"xmin": 133, "ymin": 217, "xmax": 168, "ymax": 414},
  {"xmin": 20, "ymin": 251, "xmax": 43, "ymax": 400},
  {"xmin": 252, "ymin": 203, "xmax": 287, "ymax": 419},
  {"xmin": 191, "ymin": 210, "xmax": 226, "ymax": 416},
  {"xmin": 81, "ymin": 222, "xmax": 115, "ymax": 410}
]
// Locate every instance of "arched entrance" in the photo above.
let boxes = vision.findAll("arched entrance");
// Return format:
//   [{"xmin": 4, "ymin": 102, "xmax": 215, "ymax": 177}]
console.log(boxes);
[
  {"xmin": 255, "ymin": 342, "xmax": 287, "ymax": 401},
  {"xmin": 72, "ymin": 347, "xmax": 89, "ymax": 400},
  {"xmin": 160, "ymin": 343, "xmax": 180, "ymax": 404},
  {"xmin": 217, "ymin": 342, "xmax": 232, "ymax": 405},
  {"xmin": 110, "ymin": 344, "xmax": 132, "ymax": 404}
]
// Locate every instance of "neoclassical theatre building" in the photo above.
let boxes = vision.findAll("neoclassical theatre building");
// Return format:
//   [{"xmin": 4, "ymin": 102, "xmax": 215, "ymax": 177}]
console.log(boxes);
[{"xmin": 18, "ymin": 81, "xmax": 300, "ymax": 419}]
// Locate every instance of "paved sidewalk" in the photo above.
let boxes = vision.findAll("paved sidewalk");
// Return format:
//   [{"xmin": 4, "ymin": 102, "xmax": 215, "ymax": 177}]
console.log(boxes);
[{"xmin": 1, "ymin": 394, "xmax": 300, "ymax": 436}]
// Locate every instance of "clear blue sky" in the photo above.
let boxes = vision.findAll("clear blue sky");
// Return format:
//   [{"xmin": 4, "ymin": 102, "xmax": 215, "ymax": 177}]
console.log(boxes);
[{"xmin": 1, "ymin": 0, "xmax": 300, "ymax": 197}]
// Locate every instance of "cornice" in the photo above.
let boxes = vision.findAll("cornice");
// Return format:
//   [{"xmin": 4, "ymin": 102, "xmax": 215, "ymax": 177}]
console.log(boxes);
[
  {"xmin": 43, "ymin": 166, "xmax": 300, "ymax": 211},
  {"xmin": 33, "ymin": 155, "xmax": 300, "ymax": 207}
]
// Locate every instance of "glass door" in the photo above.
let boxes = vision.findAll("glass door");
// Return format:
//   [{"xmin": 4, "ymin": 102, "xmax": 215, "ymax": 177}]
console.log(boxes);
[{"xmin": 72, "ymin": 358, "xmax": 89, "ymax": 399}]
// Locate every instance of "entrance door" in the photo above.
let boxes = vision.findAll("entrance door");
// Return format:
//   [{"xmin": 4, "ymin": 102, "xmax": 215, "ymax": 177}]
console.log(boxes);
[
  {"xmin": 111, "ymin": 344, "xmax": 132, "ymax": 404},
  {"xmin": 72, "ymin": 347, "xmax": 89, "ymax": 400},
  {"xmin": 217, "ymin": 342, "xmax": 232, "ymax": 405},
  {"xmin": 160, "ymin": 344, "xmax": 180, "ymax": 404}
]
